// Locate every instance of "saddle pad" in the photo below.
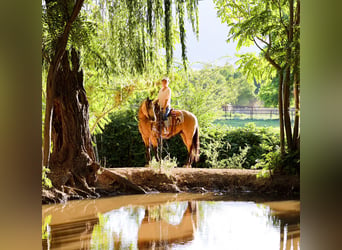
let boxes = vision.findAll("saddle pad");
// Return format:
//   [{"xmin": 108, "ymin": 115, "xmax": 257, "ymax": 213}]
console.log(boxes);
[{"xmin": 168, "ymin": 110, "xmax": 184, "ymax": 125}]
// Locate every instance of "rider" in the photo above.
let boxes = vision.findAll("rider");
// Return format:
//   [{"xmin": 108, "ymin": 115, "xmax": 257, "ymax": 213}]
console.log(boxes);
[{"xmin": 157, "ymin": 76, "xmax": 171, "ymax": 132}]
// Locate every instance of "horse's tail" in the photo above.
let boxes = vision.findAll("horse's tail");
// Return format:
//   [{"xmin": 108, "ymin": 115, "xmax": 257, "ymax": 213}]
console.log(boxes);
[{"xmin": 190, "ymin": 125, "xmax": 200, "ymax": 163}]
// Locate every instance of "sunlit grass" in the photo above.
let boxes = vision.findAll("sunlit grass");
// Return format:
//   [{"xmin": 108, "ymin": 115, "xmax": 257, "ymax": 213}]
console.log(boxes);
[{"xmin": 214, "ymin": 118, "xmax": 283, "ymax": 133}]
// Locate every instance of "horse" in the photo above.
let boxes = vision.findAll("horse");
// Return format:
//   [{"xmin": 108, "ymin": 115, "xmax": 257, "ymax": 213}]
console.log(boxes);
[{"xmin": 138, "ymin": 98, "xmax": 199, "ymax": 168}]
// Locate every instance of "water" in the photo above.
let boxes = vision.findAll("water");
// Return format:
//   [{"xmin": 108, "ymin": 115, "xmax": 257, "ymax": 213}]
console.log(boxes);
[{"xmin": 42, "ymin": 193, "xmax": 300, "ymax": 250}]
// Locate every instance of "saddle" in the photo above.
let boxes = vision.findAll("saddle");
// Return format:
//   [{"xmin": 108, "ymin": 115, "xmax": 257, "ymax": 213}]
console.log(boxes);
[{"xmin": 154, "ymin": 109, "xmax": 184, "ymax": 137}]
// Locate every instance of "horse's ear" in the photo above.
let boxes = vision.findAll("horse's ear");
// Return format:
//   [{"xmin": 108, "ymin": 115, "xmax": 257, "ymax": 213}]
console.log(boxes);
[{"xmin": 147, "ymin": 97, "xmax": 150, "ymax": 101}]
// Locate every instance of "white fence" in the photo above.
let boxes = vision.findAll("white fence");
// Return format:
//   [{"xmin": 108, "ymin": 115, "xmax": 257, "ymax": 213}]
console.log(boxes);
[{"xmin": 222, "ymin": 105, "xmax": 296, "ymax": 120}]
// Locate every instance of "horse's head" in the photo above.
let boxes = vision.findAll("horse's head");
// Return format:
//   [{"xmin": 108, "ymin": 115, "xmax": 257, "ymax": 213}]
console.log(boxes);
[{"xmin": 144, "ymin": 97, "xmax": 156, "ymax": 121}]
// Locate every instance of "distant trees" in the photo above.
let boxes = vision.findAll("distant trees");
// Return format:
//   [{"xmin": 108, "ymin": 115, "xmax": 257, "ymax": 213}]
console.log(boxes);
[
  {"xmin": 167, "ymin": 64, "xmax": 256, "ymax": 127},
  {"xmin": 215, "ymin": 0, "xmax": 300, "ymax": 156}
]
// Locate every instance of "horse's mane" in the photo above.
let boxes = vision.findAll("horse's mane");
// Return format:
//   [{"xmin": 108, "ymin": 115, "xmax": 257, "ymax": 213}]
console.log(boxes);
[{"xmin": 138, "ymin": 98, "xmax": 156, "ymax": 120}]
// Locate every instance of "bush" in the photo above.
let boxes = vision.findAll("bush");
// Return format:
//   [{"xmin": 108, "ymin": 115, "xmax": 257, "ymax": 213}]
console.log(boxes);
[
  {"xmin": 197, "ymin": 123, "xmax": 279, "ymax": 169},
  {"xmin": 96, "ymin": 109, "xmax": 280, "ymax": 170},
  {"xmin": 95, "ymin": 108, "xmax": 146, "ymax": 167},
  {"xmin": 253, "ymin": 148, "xmax": 300, "ymax": 177}
]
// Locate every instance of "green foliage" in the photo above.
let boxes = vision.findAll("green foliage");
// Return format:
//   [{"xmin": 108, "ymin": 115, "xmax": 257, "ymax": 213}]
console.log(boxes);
[
  {"xmin": 201, "ymin": 130, "xmax": 231, "ymax": 168},
  {"xmin": 96, "ymin": 107, "xmax": 146, "ymax": 167},
  {"xmin": 253, "ymin": 148, "xmax": 300, "ymax": 177},
  {"xmin": 198, "ymin": 123, "xmax": 279, "ymax": 169},
  {"xmin": 96, "ymin": 109, "xmax": 280, "ymax": 169},
  {"xmin": 42, "ymin": 166, "xmax": 52, "ymax": 189},
  {"xmin": 258, "ymin": 77, "xmax": 279, "ymax": 107},
  {"xmin": 253, "ymin": 149, "xmax": 282, "ymax": 178},
  {"xmin": 225, "ymin": 145, "xmax": 250, "ymax": 169},
  {"xmin": 171, "ymin": 64, "xmax": 256, "ymax": 127}
]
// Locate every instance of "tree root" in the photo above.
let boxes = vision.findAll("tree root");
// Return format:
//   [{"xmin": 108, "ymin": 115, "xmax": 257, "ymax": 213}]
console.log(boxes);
[
  {"xmin": 95, "ymin": 168, "xmax": 146, "ymax": 195},
  {"xmin": 43, "ymin": 167, "xmax": 146, "ymax": 204}
]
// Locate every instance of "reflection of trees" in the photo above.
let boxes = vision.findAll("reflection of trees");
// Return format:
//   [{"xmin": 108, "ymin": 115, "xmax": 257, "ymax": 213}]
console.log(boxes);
[
  {"xmin": 42, "ymin": 215, "xmax": 51, "ymax": 250},
  {"xmin": 137, "ymin": 201, "xmax": 198, "ymax": 249},
  {"xmin": 46, "ymin": 217, "xmax": 99, "ymax": 250},
  {"xmin": 264, "ymin": 202, "xmax": 300, "ymax": 250},
  {"xmin": 278, "ymin": 214, "xmax": 300, "ymax": 250},
  {"xmin": 90, "ymin": 213, "xmax": 110, "ymax": 249}
]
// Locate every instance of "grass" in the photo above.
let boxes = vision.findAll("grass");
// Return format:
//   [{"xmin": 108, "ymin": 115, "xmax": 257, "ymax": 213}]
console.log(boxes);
[{"xmin": 214, "ymin": 118, "xmax": 281, "ymax": 128}]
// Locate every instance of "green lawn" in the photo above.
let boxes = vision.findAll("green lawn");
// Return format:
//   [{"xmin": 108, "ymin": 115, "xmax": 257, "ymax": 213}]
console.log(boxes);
[{"xmin": 214, "ymin": 118, "xmax": 281, "ymax": 128}]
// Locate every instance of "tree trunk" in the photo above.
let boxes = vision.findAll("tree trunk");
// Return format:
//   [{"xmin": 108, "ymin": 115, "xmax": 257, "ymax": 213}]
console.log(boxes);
[
  {"xmin": 293, "ymin": 67, "xmax": 300, "ymax": 151},
  {"xmin": 47, "ymin": 49, "xmax": 99, "ymax": 196},
  {"xmin": 278, "ymin": 69, "xmax": 285, "ymax": 156},
  {"xmin": 283, "ymin": 0, "xmax": 294, "ymax": 151},
  {"xmin": 43, "ymin": 0, "xmax": 85, "ymax": 166},
  {"xmin": 283, "ymin": 65, "xmax": 293, "ymax": 150},
  {"xmin": 293, "ymin": 0, "xmax": 300, "ymax": 151}
]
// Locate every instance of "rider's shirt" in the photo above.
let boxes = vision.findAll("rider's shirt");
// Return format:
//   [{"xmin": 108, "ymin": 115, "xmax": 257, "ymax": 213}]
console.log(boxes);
[{"xmin": 158, "ymin": 86, "xmax": 171, "ymax": 109}]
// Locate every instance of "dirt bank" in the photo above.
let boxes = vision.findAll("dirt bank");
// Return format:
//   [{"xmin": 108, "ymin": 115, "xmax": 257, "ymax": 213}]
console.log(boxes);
[
  {"xmin": 99, "ymin": 167, "xmax": 299, "ymax": 197},
  {"xmin": 43, "ymin": 167, "xmax": 299, "ymax": 204}
]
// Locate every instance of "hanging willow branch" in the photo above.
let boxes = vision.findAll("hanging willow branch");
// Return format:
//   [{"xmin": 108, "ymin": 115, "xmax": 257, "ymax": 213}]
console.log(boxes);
[
  {"xmin": 177, "ymin": 0, "xmax": 187, "ymax": 71},
  {"xmin": 164, "ymin": 0, "xmax": 173, "ymax": 73}
]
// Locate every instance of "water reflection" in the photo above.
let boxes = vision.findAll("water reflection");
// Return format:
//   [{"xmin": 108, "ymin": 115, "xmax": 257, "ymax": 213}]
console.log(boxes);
[
  {"xmin": 138, "ymin": 201, "xmax": 198, "ymax": 249},
  {"xmin": 42, "ymin": 193, "xmax": 300, "ymax": 250}
]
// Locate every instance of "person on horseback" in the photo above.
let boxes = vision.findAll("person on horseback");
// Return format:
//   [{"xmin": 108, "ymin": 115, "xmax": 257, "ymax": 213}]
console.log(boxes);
[{"xmin": 157, "ymin": 76, "xmax": 171, "ymax": 133}]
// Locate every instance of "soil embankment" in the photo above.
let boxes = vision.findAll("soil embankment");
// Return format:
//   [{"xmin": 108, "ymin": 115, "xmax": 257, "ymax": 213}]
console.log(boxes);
[
  {"xmin": 43, "ymin": 167, "xmax": 299, "ymax": 204},
  {"xmin": 100, "ymin": 167, "xmax": 299, "ymax": 197}
]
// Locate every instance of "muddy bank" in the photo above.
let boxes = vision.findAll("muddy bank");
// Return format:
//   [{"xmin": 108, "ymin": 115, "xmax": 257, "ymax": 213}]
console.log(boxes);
[
  {"xmin": 43, "ymin": 167, "xmax": 299, "ymax": 204},
  {"xmin": 100, "ymin": 168, "xmax": 299, "ymax": 197}
]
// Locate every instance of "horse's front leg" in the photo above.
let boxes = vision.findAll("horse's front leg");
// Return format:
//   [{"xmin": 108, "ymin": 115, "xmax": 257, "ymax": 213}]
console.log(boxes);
[
  {"xmin": 153, "ymin": 146, "xmax": 159, "ymax": 161},
  {"xmin": 151, "ymin": 137, "xmax": 160, "ymax": 161},
  {"xmin": 145, "ymin": 144, "xmax": 151, "ymax": 167}
]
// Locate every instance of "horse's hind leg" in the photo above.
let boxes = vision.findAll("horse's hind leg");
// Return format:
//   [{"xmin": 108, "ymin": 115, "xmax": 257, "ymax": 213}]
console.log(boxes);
[{"xmin": 180, "ymin": 132, "xmax": 192, "ymax": 168}]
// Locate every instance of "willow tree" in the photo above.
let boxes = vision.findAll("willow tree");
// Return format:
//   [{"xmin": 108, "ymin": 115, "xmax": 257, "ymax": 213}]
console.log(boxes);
[
  {"xmin": 215, "ymin": 0, "xmax": 300, "ymax": 155},
  {"xmin": 42, "ymin": 0, "xmax": 199, "ymax": 196}
]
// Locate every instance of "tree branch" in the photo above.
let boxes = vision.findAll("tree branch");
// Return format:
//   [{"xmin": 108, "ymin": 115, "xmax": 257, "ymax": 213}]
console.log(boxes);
[
  {"xmin": 255, "ymin": 36, "xmax": 270, "ymax": 46},
  {"xmin": 252, "ymin": 37, "xmax": 266, "ymax": 54},
  {"xmin": 52, "ymin": 0, "xmax": 85, "ymax": 76},
  {"xmin": 295, "ymin": 0, "xmax": 300, "ymax": 25},
  {"xmin": 265, "ymin": 53, "xmax": 281, "ymax": 71},
  {"xmin": 275, "ymin": 0, "xmax": 288, "ymax": 32}
]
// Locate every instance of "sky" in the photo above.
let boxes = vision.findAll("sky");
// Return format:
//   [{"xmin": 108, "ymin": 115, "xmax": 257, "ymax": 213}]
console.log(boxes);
[{"xmin": 174, "ymin": 0, "xmax": 259, "ymax": 69}]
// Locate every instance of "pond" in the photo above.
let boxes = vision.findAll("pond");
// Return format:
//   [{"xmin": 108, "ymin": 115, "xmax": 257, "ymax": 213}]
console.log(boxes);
[{"xmin": 42, "ymin": 193, "xmax": 300, "ymax": 250}]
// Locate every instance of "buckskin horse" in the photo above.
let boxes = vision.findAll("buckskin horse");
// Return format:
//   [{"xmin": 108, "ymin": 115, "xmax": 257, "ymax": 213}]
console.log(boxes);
[{"xmin": 138, "ymin": 98, "xmax": 199, "ymax": 168}]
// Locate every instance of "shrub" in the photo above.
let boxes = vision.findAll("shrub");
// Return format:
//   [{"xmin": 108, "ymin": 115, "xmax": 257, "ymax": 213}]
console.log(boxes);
[
  {"xmin": 95, "ymin": 108, "xmax": 146, "ymax": 167},
  {"xmin": 197, "ymin": 123, "xmax": 280, "ymax": 169},
  {"xmin": 253, "ymin": 148, "xmax": 300, "ymax": 177},
  {"xmin": 149, "ymin": 155, "xmax": 177, "ymax": 176},
  {"xmin": 96, "ymin": 110, "xmax": 280, "ymax": 169}
]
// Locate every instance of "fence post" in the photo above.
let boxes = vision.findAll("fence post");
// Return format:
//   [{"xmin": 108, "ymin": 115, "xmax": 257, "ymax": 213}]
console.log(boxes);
[{"xmin": 224, "ymin": 106, "xmax": 227, "ymax": 120}]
